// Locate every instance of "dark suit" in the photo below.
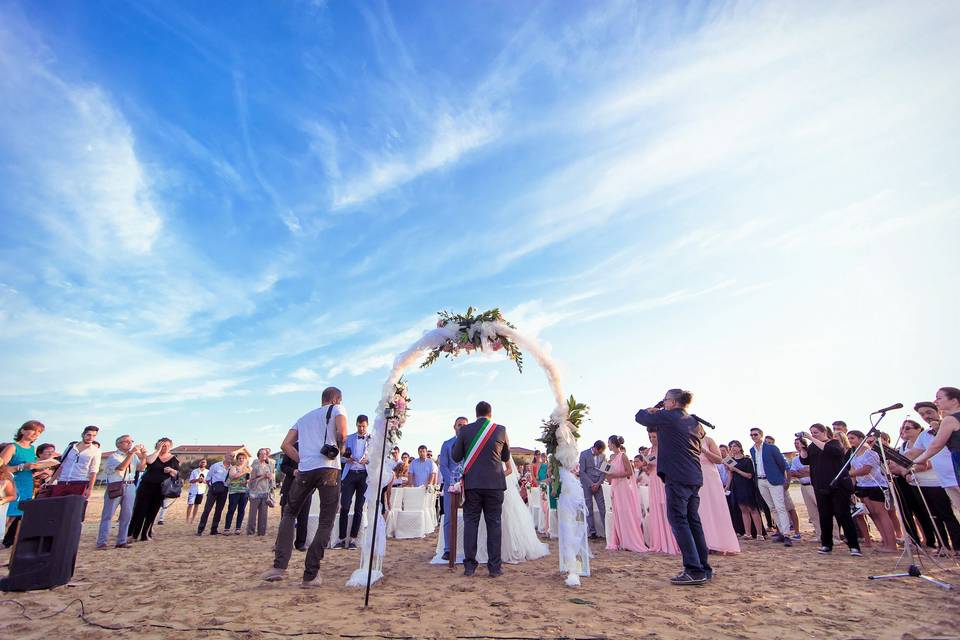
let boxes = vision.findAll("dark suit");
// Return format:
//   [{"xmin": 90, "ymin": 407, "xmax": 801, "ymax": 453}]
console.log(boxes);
[{"xmin": 452, "ymin": 418, "xmax": 510, "ymax": 573}]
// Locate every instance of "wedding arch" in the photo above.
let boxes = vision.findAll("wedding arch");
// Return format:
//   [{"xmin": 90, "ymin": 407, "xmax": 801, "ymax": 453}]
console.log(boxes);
[{"xmin": 345, "ymin": 307, "xmax": 592, "ymax": 589}]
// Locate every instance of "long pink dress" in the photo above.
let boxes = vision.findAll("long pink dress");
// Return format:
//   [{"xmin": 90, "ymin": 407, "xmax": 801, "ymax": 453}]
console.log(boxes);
[
  {"xmin": 645, "ymin": 455, "xmax": 680, "ymax": 555},
  {"xmin": 606, "ymin": 453, "xmax": 649, "ymax": 553},
  {"xmin": 698, "ymin": 450, "xmax": 741, "ymax": 554}
]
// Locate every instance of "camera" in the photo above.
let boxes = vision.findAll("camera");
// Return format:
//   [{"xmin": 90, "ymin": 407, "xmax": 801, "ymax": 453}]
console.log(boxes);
[
  {"xmin": 320, "ymin": 444, "xmax": 339, "ymax": 460},
  {"xmin": 343, "ymin": 447, "xmax": 353, "ymax": 459}
]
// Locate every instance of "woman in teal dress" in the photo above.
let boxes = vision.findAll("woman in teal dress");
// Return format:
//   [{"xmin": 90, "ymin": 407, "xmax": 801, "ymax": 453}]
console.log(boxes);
[{"xmin": 1, "ymin": 420, "xmax": 44, "ymax": 547}]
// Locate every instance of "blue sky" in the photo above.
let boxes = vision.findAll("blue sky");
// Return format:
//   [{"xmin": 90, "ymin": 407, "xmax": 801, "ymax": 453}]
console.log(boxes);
[{"xmin": 1, "ymin": 1, "xmax": 958, "ymax": 456}]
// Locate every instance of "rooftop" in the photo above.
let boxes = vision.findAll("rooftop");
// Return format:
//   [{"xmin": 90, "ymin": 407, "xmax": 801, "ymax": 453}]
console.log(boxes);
[{"xmin": 170, "ymin": 445, "xmax": 244, "ymax": 455}]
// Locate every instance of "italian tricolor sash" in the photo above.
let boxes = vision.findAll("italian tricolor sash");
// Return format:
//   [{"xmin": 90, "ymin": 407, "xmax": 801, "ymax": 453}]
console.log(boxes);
[{"xmin": 463, "ymin": 418, "xmax": 497, "ymax": 475}]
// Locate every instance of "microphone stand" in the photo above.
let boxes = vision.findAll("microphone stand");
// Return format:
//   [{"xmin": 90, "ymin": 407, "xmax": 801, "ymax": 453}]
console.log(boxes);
[
  {"xmin": 849, "ymin": 411, "xmax": 954, "ymax": 590},
  {"xmin": 363, "ymin": 407, "xmax": 393, "ymax": 608}
]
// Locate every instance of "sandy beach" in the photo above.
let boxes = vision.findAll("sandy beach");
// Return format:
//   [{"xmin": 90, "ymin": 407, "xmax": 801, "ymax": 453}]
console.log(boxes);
[{"xmin": 1, "ymin": 493, "xmax": 959, "ymax": 639}]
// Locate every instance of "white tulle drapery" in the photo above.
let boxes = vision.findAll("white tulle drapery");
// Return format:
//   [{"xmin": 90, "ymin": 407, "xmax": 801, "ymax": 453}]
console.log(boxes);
[{"xmin": 346, "ymin": 320, "xmax": 588, "ymax": 588}]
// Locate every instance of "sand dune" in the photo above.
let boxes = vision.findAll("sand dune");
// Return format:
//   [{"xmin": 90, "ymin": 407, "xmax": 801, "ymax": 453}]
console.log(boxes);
[{"xmin": 1, "ymin": 494, "xmax": 958, "ymax": 639}]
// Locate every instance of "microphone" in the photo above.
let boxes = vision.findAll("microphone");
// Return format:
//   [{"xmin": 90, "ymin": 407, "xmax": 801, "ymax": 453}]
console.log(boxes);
[
  {"xmin": 870, "ymin": 402, "xmax": 903, "ymax": 415},
  {"xmin": 691, "ymin": 414, "xmax": 716, "ymax": 430}
]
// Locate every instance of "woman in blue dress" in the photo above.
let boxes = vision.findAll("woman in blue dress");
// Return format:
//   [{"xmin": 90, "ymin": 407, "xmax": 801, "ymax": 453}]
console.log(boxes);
[{"xmin": 1, "ymin": 420, "xmax": 45, "ymax": 548}]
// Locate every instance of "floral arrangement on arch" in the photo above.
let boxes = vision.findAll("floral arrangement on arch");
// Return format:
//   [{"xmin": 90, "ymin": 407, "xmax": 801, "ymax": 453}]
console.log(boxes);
[
  {"xmin": 537, "ymin": 396, "xmax": 589, "ymax": 499},
  {"xmin": 421, "ymin": 306, "xmax": 524, "ymax": 372},
  {"xmin": 386, "ymin": 378, "xmax": 410, "ymax": 444}
]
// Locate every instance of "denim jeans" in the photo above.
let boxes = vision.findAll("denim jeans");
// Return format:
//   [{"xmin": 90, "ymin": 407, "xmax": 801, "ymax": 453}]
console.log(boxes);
[
  {"xmin": 664, "ymin": 481, "xmax": 711, "ymax": 578},
  {"xmin": 273, "ymin": 467, "xmax": 339, "ymax": 581},
  {"xmin": 225, "ymin": 492, "xmax": 248, "ymax": 530},
  {"xmin": 97, "ymin": 484, "xmax": 135, "ymax": 546}
]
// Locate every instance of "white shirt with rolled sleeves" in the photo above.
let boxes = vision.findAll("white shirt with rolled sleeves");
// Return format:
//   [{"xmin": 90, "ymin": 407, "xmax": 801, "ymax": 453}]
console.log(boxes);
[
  {"xmin": 189, "ymin": 468, "xmax": 208, "ymax": 495},
  {"xmin": 206, "ymin": 461, "xmax": 229, "ymax": 485},
  {"xmin": 293, "ymin": 404, "xmax": 345, "ymax": 473},
  {"xmin": 59, "ymin": 445, "xmax": 102, "ymax": 482},
  {"xmin": 105, "ymin": 450, "xmax": 135, "ymax": 483}
]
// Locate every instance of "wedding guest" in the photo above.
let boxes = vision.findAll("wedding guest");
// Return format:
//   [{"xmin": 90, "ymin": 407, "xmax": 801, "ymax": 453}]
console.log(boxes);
[
  {"xmin": 698, "ymin": 435, "xmax": 740, "ymax": 554},
  {"xmin": 335, "ymin": 415, "xmax": 370, "ymax": 549},
  {"xmin": 393, "ymin": 460, "xmax": 410, "ymax": 487},
  {"xmin": 96, "ymin": 435, "xmax": 145, "ymax": 549},
  {"xmin": 790, "ymin": 437, "xmax": 821, "ymax": 541},
  {"xmin": 401, "ymin": 452, "xmax": 410, "ymax": 464},
  {"xmin": 579, "ymin": 440, "xmax": 608, "ymax": 540},
  {"xmin": 49, "ymin": 425, "xmax": 102, "ymax": 498},
  {"xmin": 0, "ymin": 466, "xmax": 15, "ymax": 541},
  {"xmin": 409, "ymin": 445, "xmax": 435, "ymax": 487},
  {"xmin": 278, "ymin": 445, "xmax": 309, "ymax": 551},
  {"xmin": 262, "ymin": 386, "xmax": 347, "ymax": 587},
  {"xmin": 247, "ymin": 448, "xmax": 274, "ymax": 537},
  {"xmin": 748, "ymin": 427, "xmax": 793, "ymax": 546},
  {"xmin": 224, "ymin": 449, "xmax": 251, "ymax": 535},
  {"xmin": 764, "ymin": 435, "xmax": 775, "ymax": 445},
  {"xmin": 1, "ymin": 420, "xmax": 45, "ymax": 548},
  {"xmin": 128, "ymin": 438, "xmax": 180, "ymax": 542},
  {"xmin": 605, "ymin": 435, "xmax": 649, "ymax": 553},
  {"xmin": 197, "ymin": 453, "xmax": 231, "ymax": 536},
  {"xmin": 439, "ymin": 416, "xmax": 467, "ymax": 561},
  {"xmin": 186, "ymin": 459, "xmax": 208, "ymax": 524},
  {"xmin": 832, "ymin": 421, "xmax": 849, "ymax": 439},
  {"xmin": 642, "ymin": 431, "xmax": 679, "ymax": 554},
  {"xmin": 389, "ymin": 446, "xmax": 401, "ymax": 465},
  {"xmin": 847, "ymin": 430, "xmax": 898, "ymax": 552},
  {"xmin": 899, "ymin": 419, "xmax": 960, "ymax": 552},
  {"xmin": 725, "ymin": 440, "xmax": 765, "ymax": 540},
  {"xmin": 891, "ymin": 421, "xmax": 938, "ymax": 547},
  {"xmin": 799, "ymin": 424, "xmax": 861, "ymax": 556},
  {"xmin": 911, "ymin": 394, "xmax": 960, "ymax": 513},
  {"xmin": 31, "ymin": 443, "xmax": 57, "ymax": 493}
]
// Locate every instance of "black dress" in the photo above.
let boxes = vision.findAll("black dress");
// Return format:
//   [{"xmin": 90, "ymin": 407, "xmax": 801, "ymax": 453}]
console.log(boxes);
[
  {"xmin": 731, "ymin": 457, "xmax": 758, "ymax": 508},
  {"xmin": 127, "ymin": 455, "xmax": 180, "ymax": 541}
]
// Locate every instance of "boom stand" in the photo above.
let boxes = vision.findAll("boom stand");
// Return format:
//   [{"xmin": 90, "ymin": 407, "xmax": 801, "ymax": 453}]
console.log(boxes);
[
  {"xmin": 363, "ymin": 408, "xmax": 394, "ymax": 608},
  {"xmin": 847, "ymin": 411, "xmax": 954, "ymax": 590}
]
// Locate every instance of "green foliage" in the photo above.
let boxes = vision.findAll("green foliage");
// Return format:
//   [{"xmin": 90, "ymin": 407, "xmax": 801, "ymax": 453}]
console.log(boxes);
[
  {"xmin": 420, "ymin": 306, "xmax": 524, "ymax": 373},
  {"xmin": 536, "ymin": 395, "xmax": 589, "ymax": 495}
]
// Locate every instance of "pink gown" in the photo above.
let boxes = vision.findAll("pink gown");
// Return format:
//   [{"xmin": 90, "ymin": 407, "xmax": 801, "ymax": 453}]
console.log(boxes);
[
  {"xmin": 606, "ymin": 453, "xmax": 649, "ymax": 553},
  {"xmin": 644, "ymin": 456, "xmax": 680, "ymax": 555},
  {"xmin": 698, "ymin": 450, "xmax": 741, "ymax": 553}
]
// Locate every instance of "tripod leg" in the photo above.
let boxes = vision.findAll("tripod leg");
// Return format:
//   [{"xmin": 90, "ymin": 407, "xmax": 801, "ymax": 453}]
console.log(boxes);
[
  {"xmin": 868, "ymin": 572, "xmax": 912, "ymax": 580},
  {"xmin": 918, "ymin": 574, "xmax": 954, "ymax": 590}
]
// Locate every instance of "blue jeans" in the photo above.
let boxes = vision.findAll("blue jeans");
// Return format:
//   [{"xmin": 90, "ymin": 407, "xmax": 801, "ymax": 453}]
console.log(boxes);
[
  {"xmin": 664, "ymin": 481, "xmax": 712, "ymax": 578},
  {"xmin": 97, "ymin": 484, "xmax": 136, "ymax": 546}
]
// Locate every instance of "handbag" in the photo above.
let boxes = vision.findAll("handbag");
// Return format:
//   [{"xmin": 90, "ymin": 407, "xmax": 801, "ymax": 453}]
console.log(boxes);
[
  {"xmin": 267, "ymin": 491, "xmax": 276, "ymax": 508},
  {"xmin": 161, "ymin": 476, "xmax": 184, "ymax": 499},
  {"xmin": 107, "ymin": 481, "xmax": 124, "ymax": 500}
]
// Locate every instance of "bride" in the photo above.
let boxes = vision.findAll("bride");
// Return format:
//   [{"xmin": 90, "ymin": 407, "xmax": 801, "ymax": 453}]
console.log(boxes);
[{"xmin": 431, "ymin": 457, "xmax": 549, "ymax": 564}]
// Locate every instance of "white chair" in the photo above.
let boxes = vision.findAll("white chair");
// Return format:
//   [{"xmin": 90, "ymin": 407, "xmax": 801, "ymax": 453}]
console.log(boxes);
[
  {"xmin": 424, "ymin": 487, "xmax": 438, "ymax": 533},
  {"xmin": 593, "ymin": 482, "xmax": 613, "ymax": 539},
  {"xmin": 527, "ymin": 486, "xmax": 543, "ymax": 530},
  {"xmin": 394, "ymin": 486, "xmax": 429, "ymax": 539},
  {"xmin": 548, "ymin": 508, "xmax": 558, "ymax": 539},
  {"xmin": 304, "ymin": 496, "xmax": 368, "ymax": 548},
  {"xmin": 385, "ymin": 484, "xmax": 403, "ymax": 538}
]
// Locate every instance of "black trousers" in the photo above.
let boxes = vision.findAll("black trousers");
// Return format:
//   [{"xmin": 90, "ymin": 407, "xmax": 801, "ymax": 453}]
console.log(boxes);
[
  {"xmin": 816, "ymin": 488, "xmax": 859, "ymax": 550},
  {"xmin": 919, "ymin": 485, "xmax": 960, "ymax": 550},
  {"xmin": 895, "ymin": 477, "xmax": 937, "ymax": 546},
  {"xmin": 463, "ymin": 489, "xmax": 504, "ymax": 572},
  {"xmin": 197, "ymin": 489, "xmax": 228, "ymax": 534},
  {"xmin": 128, "ymin": 482, "xmax": 164, "ymax": 541},
  {"xmin": 338, "ymin": 470, "xmax": 367, "ymax": 540}
]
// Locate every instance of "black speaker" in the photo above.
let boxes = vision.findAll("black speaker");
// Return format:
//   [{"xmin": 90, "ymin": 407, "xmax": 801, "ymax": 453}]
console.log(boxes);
[{"xmin": 0, "ymin": 494, "xmax": 84, "ymax": 591}]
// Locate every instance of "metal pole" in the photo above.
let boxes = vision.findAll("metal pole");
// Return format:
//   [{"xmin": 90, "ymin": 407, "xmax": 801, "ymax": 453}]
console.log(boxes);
[{"xmin": 363, "ymin": 409, "xmax": 392, "ymax": 608}]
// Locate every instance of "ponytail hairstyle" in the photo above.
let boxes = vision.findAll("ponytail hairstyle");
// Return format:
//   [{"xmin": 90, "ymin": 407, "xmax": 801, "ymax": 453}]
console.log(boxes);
[
  {"xmin": 608, "ymin": 435, "xmax": 625, "ymax": 451},
  {"xmin": 665, "ymin": 388, "xmax": 693, "ymax": 409}
]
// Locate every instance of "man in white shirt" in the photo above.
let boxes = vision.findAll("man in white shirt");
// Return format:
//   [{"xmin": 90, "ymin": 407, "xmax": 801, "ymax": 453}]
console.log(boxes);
[
  {"xmin": 262, "ymin": 386, "xmax": 347, "ymax": 588},
  {"xmin": 50, "ymin": 425, "xmax": 102, "ymax": 498},
  {"xmin": 96, "ymin": 435, "xmax": 146, "ymax": 549},
  {"xmin": 186, "ymin": 459, "xmax": 209, "ymax": 524},
  {"xmin": 197, "ymin": 454, "xmax": 232, "ymax": 536}
]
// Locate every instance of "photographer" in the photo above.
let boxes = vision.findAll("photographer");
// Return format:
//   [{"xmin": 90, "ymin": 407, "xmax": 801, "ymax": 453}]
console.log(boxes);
[
  {"xmin": 262, "ymin": 386, "xmax": 347, "ymax": 588},
  {"xmin": 798, "ymin": 424, "xmax": 861, "ymax": 556},
  {"xmin": 635, "ymin": 388, "xmax": 711, "ymax": 586}
]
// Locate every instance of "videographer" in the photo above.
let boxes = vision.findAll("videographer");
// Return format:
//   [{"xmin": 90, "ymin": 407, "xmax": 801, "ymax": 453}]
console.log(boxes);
[
  {"xmin": 262, "ymin": 386, "xmax": 347, "ymax": 587},
  {"xmin": 798, "ymin": 424, "xmax": 861, "ymax": 556},
  {"xmin": 635, "ymin": 388, "xmax": 711, "ymax": 586}
]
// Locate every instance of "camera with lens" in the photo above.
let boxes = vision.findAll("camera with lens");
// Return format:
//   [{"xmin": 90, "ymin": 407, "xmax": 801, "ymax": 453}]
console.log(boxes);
[{"xmin": 320, "ymin": 443, "xmax": 340, "ymax": 460}]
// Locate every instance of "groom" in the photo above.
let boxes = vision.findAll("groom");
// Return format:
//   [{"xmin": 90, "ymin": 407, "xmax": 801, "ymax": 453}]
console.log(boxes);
[{"xmin": 452, "ymin": 400, "xmax": 511, "ymax": 577}]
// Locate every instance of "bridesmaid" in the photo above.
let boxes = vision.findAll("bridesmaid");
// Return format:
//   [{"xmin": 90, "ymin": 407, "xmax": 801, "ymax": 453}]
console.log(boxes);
[
  {"xmin": 698, "ymin": 435, "xmax": 741, "ymax": 554},
  {"xmin": 643, "ymin": 430, "xmax": 680, "ymax": 555},
  {"xmin": 605, "ymin": 435, "xmax": 649, "ymax": 553},
  {"xmin": 725, "ymin": 440, "xmax": 766, "ymax": 540}
]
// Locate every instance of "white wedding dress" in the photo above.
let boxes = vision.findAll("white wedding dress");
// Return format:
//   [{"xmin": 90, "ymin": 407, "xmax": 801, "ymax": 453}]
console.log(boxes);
[{"xmin": 431, "ymin": 460, "xmax": 549, "ymax": 564}]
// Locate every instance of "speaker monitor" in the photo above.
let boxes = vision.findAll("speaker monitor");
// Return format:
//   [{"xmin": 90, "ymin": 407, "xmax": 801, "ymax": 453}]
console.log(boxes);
[{"xmin": 0, "ymin": 494, "xmax": 85, "ymax": 592}]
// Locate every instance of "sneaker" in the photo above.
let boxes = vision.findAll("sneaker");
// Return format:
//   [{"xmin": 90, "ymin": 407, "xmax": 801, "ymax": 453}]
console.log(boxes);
[
  {"xmin": 347, "ymin": 541, "xmax": 358, "ymax": 550},
  {"xmin": 234, "ymin": 529, "xmax": 241, "ymax": 535},
  {"xmin": 670, "ymin": 571, "xmax": 707, "ymax": 586},
  {"xmin": 783, "ymin": 538, "xmax": 793, "ymax": 547},
  {"xmin": 756, "ymin": 535, "xmax": 765, "ymax": 542},
  {"xmin": 771, "ymin": 533, "xmax": 785, "ymax": 543},
  {"xmin": 210, "ymin": 531, "xmax": 220, "ymax": 536},
  {"xmin": 300, "ymin": 575, "xmax": 323, "ymax": 588},
  {"xmin": 260, "ymin": 567, "xmax": 287, "ymax": 582},
  {"xmin": 223, "ymin": 530, "xmax": 232, "ymax": 536},
  {"xmin": 333, "ymin": 540, "xmax": 345, "ymax": 549},
  {"xmin": 157, "ymin": 521, "xmax": 164, "ymax": 525},
  {"xmin": 850, "ymin": 548, "xmax": 863, "ymax": 557},
  {"xmin": 817, "ymin": 546, "xmax": 832, "ymax": 554},
  {"xmin": 96, "ymin": 544, "xmax": 107, "ymax": 550},
  {"xmin": 851, "ymin": 504, "xmax": 867, "ymax": 519},
  {"xmin": 441, "ymin": 551, "xmax": 450, "ymax": 561},
  {"xmin": 295, "ymin": 545, "xmax": 307, "ymax": 552},
  {"xmin": 790, "ymin": 534, "xmax": 802, "ymax": 541}
]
